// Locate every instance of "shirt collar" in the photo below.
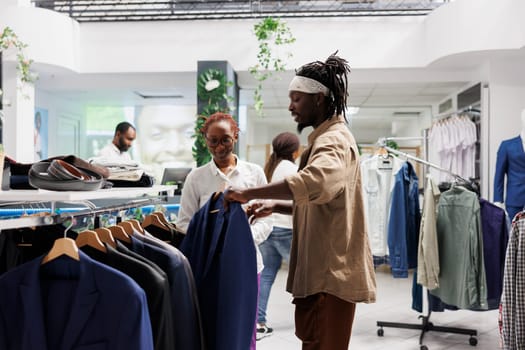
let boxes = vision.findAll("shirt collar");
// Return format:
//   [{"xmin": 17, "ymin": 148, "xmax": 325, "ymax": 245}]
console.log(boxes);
[
  {"xmin": 307, "ymin": 115, "xmax": 345, "ymax": 145},
  {"xmin": 111, "ymin": 142, "xmax": 124, "ymax": 154},
  {"xmin": 208, "ymin": 154, "xmax": 240, "ymax": 176}
]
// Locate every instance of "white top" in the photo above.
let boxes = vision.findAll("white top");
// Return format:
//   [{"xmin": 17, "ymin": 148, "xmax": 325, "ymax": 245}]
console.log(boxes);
[
  {"xmin": 269, "ymin": 159, "xmax": 298, "ymax": 229},
  {"xmin": 98, "ymin": 143, "xmax": 132, "ymax": 162},
  {"xmin": 177, "ymin": 157, "xmax": 273, "ymax": 273},
  {"xmin": 360, "ymin": 155, "xmax": 405, "ymax": 257}
]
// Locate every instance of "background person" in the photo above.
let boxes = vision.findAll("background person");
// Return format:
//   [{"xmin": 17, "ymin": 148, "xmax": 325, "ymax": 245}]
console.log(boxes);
[
  {"xmin": 256, "ymin": 131, "xmax": 300, "ymax": 340},
  {"xmin": 224, "ymin": 52, "xmax": 376, "ymax": 350},
  {"xmin": 97, "ymin": 121, "xmax": 136, "ymax": 161},
  {"xmin": 176, "ymin": 112, "xmax": 272, "ymax": 350}
]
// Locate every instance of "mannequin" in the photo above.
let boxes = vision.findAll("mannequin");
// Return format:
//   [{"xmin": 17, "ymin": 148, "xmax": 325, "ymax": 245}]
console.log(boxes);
[{"xmin": 493, "ymin": 108, "xmax": 525, "ymax": 220}]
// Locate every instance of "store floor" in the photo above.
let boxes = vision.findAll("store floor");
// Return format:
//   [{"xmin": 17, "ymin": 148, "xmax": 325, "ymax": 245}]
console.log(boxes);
[{"xmin": 257, "ymin": 267, "xmax": 500, "ymax": 350}]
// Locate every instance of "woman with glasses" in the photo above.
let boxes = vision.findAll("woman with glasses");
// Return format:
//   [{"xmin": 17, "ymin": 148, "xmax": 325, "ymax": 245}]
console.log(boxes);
[{"xmin": 176, "ymin": 111, "xmax": 272, "ymax": 350}]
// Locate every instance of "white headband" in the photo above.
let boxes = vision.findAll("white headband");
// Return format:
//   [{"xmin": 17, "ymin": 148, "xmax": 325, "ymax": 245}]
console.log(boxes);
[{"xmin": 288, "ymin": 76, "xmax": 330, "ymax": 96}]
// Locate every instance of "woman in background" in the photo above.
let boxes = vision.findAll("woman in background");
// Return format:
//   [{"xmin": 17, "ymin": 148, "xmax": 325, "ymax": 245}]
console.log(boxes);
[{"xmin": 257, "ymin": 131, "xmax": 300, "ymax": 340}]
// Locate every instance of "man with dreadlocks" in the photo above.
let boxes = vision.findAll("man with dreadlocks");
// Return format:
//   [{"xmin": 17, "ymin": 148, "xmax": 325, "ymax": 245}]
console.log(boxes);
[{"xmin": 224, "ymin": 52, "xmax": 376, "ymax": 349}]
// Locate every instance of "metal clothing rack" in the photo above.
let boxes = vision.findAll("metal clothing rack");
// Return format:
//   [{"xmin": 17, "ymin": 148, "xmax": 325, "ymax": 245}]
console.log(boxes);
[
  {"xmin": 0, "ymin": 186, "xmax": 176, "ymax": 231},
  {"xmin": 374, "ymin": 138, "xmax": 478, "ymax": 350}
]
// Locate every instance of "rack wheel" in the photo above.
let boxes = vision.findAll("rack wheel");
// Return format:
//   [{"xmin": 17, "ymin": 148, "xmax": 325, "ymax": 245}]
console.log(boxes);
[
  {"xmin": 377, "ymin": 328, "xmax": 384, "ymax": 337},
  {"xmin": 420, "ymin": 345, "xmax": 428, "ymax": 350},
  {"xmin": 469, "ymin": 337, "xmax": 478, "ymax": 346}
]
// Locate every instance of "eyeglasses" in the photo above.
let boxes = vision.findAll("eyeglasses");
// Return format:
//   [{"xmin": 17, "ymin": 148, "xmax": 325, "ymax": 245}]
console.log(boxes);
[{"xmin": 205, "ymin": 136, "xmax": 234, "ymax": 147}]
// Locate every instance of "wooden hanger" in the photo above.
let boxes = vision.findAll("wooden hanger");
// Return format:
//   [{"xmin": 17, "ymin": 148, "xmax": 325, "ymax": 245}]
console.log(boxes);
[
  {"xmin": 76, "ymin": 230, "xmax": 107, "ymax": 253},
  {"xmin": 108, "ymin": 225, "xmax": 131, "ymax": 243},
  {"xmin": 151, "ymin": 212, "xmax": 172, "ymax": 229},
  {"xmin": 94, "ymin": 227, "xmax": 117, "ymax": 248},
  {"xmin": 41, "ymin": 216, "xmax": 80, "ymax": 264},
  {"xmin": 142, "ymin": 213, "xmax": 169, "ymax": 230},
  {"xmin": 41, "ymin": 238, "xmax": 80, "ymax": 264},
  {"xmin": 117, "ymin": 221, "xmax": 136, "ymax": 236},
  {"xmin": 374, "ymin": 147, "xmax": 389, "ymax": 158},
  {"xmin": 128, "ymin": 219, "xmax": 145, "ymax": 235}
]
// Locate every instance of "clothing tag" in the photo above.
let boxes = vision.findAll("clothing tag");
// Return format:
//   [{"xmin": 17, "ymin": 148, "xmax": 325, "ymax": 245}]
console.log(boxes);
[{"xmin": 377, "ymin": 157, "xmax": 392, "ymax": 170}]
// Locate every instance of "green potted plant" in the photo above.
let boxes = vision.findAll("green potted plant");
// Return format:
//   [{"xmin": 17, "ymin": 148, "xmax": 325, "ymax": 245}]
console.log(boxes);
[
  {"xmin": 0, "ymin": 27, "xmax": 37, "ymax": 84},
  {"xmin": 249, "ymin": 17, "xmax": 295, "ymax": 116},
  {"xmin": 193, "ymin": 68, "xmax": 234, "ymax": 166}
]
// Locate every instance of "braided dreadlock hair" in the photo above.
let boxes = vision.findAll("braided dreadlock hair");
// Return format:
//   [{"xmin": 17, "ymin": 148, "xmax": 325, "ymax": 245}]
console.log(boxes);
[{"xmin": 295, "ymin": 51, "xmax": 351, "ymax": 122}]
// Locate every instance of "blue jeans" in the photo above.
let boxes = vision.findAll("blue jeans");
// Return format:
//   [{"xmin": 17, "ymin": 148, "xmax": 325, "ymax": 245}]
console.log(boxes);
[{"xmin": 257, "ymin": 226, "xmax": 292, "ymax": 324}]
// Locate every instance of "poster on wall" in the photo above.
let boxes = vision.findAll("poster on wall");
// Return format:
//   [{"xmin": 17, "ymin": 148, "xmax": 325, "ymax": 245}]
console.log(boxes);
[
  {"xmin": 34, "ymin": 108, "xmax": 48, "ymax": 161},
  {"xmin": 134, "ymin": 105, "xmax": 196, "ymax": 181}
]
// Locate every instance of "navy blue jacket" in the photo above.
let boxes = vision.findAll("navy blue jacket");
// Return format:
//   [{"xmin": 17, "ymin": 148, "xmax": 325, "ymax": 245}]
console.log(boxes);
[
  {"xmin": 494, "ymin": 136, "xmax": 525, "ymax": 207},
  {"xmin": 0, "ymin": 250, "xmax": 153, "ymax": 350},
  {"xmin": 388, "ymin": 161, "xmax": 421, "ymax": 278},
  {"xmin": 181, "ymin": 193, "xmax": 257, "ymax": 350}
]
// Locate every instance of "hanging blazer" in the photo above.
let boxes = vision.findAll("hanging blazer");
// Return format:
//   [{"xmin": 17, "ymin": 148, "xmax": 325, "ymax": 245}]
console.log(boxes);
[
  {"xmin": 0, "ymin": 250, "xmax": 154, "ymax": 350},
  {"xmin": 80, "ymin": 244, "xmax": 174, "ymax": 350},
  {"xmin": 494, "ymin": 136, "xmax": 525, "ymax": 208},
  {"xmin": 130, "ymin": 234, "xmax": 203, "ymax": 350},
  {"xmin": 180, "ymin": 192, "xmax": 258, "ymax": 350}
]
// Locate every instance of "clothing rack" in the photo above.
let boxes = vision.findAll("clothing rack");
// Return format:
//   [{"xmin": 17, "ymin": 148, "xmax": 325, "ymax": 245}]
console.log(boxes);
[
  {"xmin": 374, "ymin": 138, "xmax": 478, "ymax": 350},
  {"xmin": 0, "ymin": 186, "xmax": 175, "ymax": 230},
  {"xmin": 433, "ymin": 105, "xmax": 481, "ymax": 120}
]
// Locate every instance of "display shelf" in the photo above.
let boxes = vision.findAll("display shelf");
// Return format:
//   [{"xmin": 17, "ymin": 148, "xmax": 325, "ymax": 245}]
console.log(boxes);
[
  {"xmin": 0, "ymin": 185, "xmax": 177, "ymax": 230},
  {"xmin": 0, "ymin": 185, "xmax": 176, "ymax": 202}
]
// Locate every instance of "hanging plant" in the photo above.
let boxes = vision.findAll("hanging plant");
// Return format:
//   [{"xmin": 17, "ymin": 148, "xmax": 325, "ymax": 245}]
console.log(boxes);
[
  {"xmin": 0, "ymin": 27, "xmax": 37, "ymax": 85},
  {"xmin": 249, "ymin": 17, "xmax": 295, "ymax": 116},
  {"xmin": 193, "ymin": 68, "xmax": 234, "ymax": 166}
]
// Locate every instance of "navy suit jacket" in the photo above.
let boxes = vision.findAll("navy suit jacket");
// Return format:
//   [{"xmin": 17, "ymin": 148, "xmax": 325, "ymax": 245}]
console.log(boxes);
[
  {"xmin": 494, "ymin": 136, "xmax": 525, "ymax": 207},
  {"xmin": 180, "ymin": 193, "xmax": 257, "ymax": 350},
  {"xmin": 0, "ymin": 250, "xmax": 153, "ymax": 350}
]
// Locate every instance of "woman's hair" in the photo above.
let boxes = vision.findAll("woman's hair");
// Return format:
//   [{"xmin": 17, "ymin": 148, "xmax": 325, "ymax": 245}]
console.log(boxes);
[
  {"xmin": 264, "ymin": 132, "xmax": 300, "ymax": 181},
  {"xmin": 200, "ymin": 112, "xmax": 240, "ymax": 138},
  {"xmin": 295, "ymin": 51, "xmax": 351, "ymax": 122}
]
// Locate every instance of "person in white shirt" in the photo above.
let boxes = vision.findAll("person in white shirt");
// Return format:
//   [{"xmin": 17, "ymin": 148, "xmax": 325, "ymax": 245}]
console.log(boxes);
[
  {"xmin": 176, "ymin": 112, "xmax": 272, "ymax": 350},
  {"xmin": 256, "ymin": 131, "xmax": 300, "ymax": 340},
  {"xmin": 97, "ymin": 122, "xmax": 136, "ymax": 162}
]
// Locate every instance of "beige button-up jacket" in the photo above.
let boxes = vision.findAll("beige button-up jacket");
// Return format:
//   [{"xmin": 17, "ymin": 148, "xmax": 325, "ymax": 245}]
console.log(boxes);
[{"xmin": 285, "ymin": 116, "xmax": 376, "ymax": 304}]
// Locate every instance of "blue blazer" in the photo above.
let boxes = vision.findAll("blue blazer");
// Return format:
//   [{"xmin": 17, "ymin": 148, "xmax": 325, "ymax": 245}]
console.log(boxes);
[
  {"xmin": 494, "ymin": 136, "xmax": 525, "ymax": 207},
  {"xmin": 180, "ymin": 193, "xmax": 257, "ymax": 350},
  {"xmin": 0, "ymin": 250, "xmax": 154, "ymax": 350}
]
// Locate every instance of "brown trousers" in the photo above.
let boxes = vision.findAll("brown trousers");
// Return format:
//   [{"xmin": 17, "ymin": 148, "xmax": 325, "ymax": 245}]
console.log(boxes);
[{"xmin": 293, "ymin": 293, "xmax": 356, "ymax": 350}]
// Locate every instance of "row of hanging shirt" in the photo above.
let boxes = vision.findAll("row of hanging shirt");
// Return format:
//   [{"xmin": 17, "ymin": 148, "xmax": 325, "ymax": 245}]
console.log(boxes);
[
  {"xmin": 428, "ymin": 114, "xmax": 478, "ymax": 183},
  {"xmin": 0, "ymin": 213, "xmax": 204, "ymax": 350},
  {"xmin": 360, "ymin": 149, "xmax": 508, "ymax": 313},
  {"xmin": 360, "ymin": 150, "xmax": 420, "ymax": 277}
]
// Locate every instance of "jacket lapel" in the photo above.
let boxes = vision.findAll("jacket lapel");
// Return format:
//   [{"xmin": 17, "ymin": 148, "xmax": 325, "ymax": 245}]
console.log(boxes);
[
  {"xmin": 20, "ymin": 259, "xmax": 48, "ymax": 350},
  {"xmin": 60, "ymin": 251, "xmax": 100, "ymax": 350}
]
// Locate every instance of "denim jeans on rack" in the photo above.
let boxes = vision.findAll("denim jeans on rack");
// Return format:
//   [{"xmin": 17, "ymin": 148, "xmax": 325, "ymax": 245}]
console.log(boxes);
[{"xmin": 257, "ymin": 226, "xmax": 292, "ymax": 324}]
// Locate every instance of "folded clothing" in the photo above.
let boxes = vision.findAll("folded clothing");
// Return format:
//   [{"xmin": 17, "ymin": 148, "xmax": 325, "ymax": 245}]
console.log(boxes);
[{"xmin": 90, "ymin": 159, "xmax": 145, "ymax": 181}]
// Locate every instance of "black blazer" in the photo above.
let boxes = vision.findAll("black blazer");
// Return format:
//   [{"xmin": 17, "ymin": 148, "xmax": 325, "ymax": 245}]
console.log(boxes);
[{"xmin": 80, "ymin": 244, "xmax": 175, "ymax": 350}]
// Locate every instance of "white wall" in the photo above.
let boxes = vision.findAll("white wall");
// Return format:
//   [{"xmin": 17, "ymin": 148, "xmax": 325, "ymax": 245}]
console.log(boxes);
[
  {"xmin": 35, "ymin": 90, "xmax": 85, "ymax": 158},
  {"xmin": 485, "ymin": 58, "xmax": 525, "ymax": 200}
]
